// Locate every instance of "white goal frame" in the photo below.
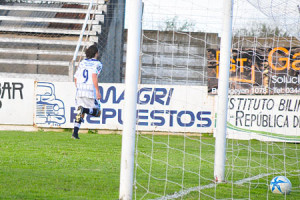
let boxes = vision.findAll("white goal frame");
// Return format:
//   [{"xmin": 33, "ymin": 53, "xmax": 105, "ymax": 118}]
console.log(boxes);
[{"xmin": 119, "ymin": 0, "xmax": 143, "ymax": 199}]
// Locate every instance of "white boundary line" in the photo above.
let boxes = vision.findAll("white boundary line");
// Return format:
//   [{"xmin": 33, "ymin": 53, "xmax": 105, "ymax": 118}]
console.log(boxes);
[{"xmin": 151, "ymin": 170, "xmax": 300, "ymax": 200}]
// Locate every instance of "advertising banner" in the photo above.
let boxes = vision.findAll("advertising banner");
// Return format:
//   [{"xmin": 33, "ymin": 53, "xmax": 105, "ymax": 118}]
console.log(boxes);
[
  {"xmin": 207, "ymin": 47, "xmax": 300, "ymax": 95},
  {"xmin": 2, "ymin": 78, "xmax": 299, "ymax": 142},
  {"xmin": 220, "ymin": 95, "xmax": 300, "ymax": 142},
  {"xmin": 35, "ymin": 82, "xmax": 214, "ymax": 133},
  {"xmin": 0, "ymin": 78, "xmax": 34, "ymax": 125}
]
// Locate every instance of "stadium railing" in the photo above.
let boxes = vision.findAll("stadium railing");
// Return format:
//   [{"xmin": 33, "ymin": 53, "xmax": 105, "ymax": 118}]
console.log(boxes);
[{"xmin": 0, "ymin": 0, "xmax": 106, "ymax": 81}]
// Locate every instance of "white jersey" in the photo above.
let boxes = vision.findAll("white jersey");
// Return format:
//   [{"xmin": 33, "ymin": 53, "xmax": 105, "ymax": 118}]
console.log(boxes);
[{"xmin": 74, "ymin": 58, "xmax": 102, "ymax": 99}]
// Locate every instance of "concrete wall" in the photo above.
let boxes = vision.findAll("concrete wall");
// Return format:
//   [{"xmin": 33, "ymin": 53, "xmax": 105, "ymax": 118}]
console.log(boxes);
[
  {"xmin": 122, "ymin": 32, "xmax": 300, "ymax": 86},
  {"xmin": 122, "ymin": 30, "xmax": 220, "ymax": 85}
]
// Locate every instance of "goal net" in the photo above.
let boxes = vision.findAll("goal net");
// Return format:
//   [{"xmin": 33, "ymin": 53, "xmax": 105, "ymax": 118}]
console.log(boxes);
[{"xmin": 131, "ymin": 0, "xmax": 300, "ymax": 199}]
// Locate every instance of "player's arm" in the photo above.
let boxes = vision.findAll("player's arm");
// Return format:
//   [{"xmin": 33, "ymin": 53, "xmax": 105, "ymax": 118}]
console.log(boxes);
[
  {"xmin": 74, "ymin": 65, "xmax": 80, "ymax": 87},
  {"xmin": 74, "ymin": 77, "xmax": 77, "ymax": 87},
  {"xmin": 92, "ymin": 73, "xmax": 101, "ymax": 100}
]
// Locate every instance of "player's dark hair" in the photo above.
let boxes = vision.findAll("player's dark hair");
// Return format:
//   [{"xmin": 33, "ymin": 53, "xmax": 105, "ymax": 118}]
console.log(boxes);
[{"xmin": 85, "ymin": 44, "xmax": 98, "ymax": 59}]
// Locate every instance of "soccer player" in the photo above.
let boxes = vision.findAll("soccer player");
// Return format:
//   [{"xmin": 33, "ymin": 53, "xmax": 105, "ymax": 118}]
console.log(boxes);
[{"xmin": 72, "ymin": 44, "xmax": 102, "ymax": 139}]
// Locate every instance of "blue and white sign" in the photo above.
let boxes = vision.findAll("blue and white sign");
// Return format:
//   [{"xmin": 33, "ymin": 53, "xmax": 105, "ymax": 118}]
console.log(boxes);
[
  {"xmin": 35, "ymin": 82, "xmax": 66, "ymax": 127},
  {"xmin": 35, "ymin": 82, "xmax": 214, "ymax": 133}
]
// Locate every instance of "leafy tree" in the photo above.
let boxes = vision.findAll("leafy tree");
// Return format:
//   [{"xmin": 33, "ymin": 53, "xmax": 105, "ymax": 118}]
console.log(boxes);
[
  {"xmin": 234, "ymin": 23, "xmax": 289, "ymax": 37},
  {"xmin": 163, "ymin": 16, "xmax": 195, "ymax": 32}
]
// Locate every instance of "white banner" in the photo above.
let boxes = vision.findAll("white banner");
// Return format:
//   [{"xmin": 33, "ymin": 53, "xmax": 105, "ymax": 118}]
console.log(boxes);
[
  {"xmin": 35, "ymin": 82, "xmax": 214, "ymax": 133},
  {"xmin": 0, "ymin": 78, "xmax": 34, "ymax": 125},
  {"xmin": 223, "ymin": 95, "xmax": 300, "ymax": 142},
  {"xmin": 2, "ymin": 78, "xmax": 300, "ymax": 142}
]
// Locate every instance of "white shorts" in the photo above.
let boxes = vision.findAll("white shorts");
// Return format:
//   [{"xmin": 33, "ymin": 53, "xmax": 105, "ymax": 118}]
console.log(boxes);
[{"xmin": 75, "ymin": 97, "xmax": 98, "ymax": 109}]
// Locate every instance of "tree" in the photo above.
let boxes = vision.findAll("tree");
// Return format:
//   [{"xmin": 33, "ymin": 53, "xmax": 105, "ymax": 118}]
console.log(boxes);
[
  {"xmin": 163, "ymin": 16, "xmax": 195, "ymax": 32},
  {"xmin": 234, "ymin": 23, "xmax": 289, "ymax": 37}
]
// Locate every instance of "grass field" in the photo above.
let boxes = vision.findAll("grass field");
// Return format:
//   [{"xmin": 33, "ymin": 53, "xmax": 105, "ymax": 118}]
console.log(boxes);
[{"xmin": 0, "ymin": 130, "xmax": 299, "ymax": 200}]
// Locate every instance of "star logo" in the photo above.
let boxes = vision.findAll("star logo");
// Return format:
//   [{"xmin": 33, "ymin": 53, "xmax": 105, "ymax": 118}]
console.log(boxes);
[{"xmin": 271, "ymin": 177, "xmax": 288, "ymax": 193}]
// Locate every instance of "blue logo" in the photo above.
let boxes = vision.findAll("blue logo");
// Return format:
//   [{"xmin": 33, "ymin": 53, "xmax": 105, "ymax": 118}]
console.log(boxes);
[
  {"xmin": 36, "ymin": 82, "xmax": 66, "ymax": 126},
  {"xmin": 270, "ymin": 176, "xmax": 291, "ymax": 194}
]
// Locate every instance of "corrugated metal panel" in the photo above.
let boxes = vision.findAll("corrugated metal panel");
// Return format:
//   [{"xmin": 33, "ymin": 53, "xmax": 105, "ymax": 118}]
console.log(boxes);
[{"xmin": 48, "ymin": 4, "xmax": 87, "ymax": 30}]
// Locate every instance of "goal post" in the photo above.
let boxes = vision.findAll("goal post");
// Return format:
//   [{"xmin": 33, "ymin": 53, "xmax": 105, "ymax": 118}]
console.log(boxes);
[
  {"xmin": 120, "ymin": 0, "xmax": 300, "ymax": 199},
  {"xmin": 119, "ymin": 0, "xmax": 143, "ymax": 199},
  {"xmin": 214, "ymin": 0, "xmax": 234, "ymax": 183}
]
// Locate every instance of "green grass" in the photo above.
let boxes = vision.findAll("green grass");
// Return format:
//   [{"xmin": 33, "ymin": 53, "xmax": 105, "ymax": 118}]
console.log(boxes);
[
  {"xmin": 0, "ymin": 131, "xmax": 121, "ymax": 200},
  {"xmin": 0, "ymin": 131, "xmax": 299, "ymax": 199}
]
